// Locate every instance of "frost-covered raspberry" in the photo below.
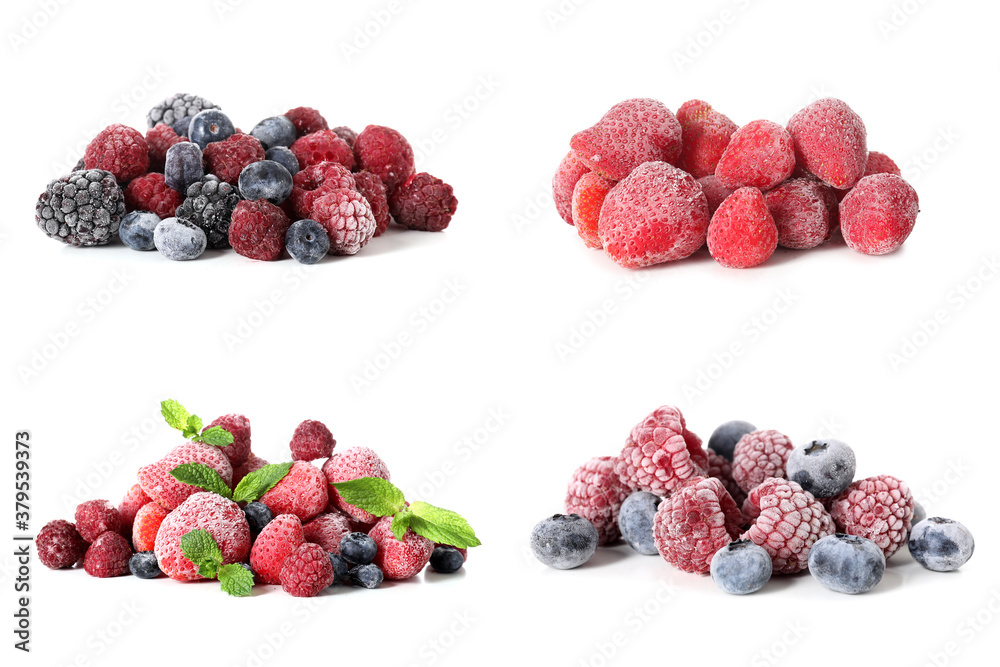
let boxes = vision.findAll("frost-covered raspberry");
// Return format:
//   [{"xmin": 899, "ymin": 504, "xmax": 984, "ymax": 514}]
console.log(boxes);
[
  {"xmin": 154, "ymin": 493, "xmax": 251, "ymax": 581},
  {"xmin": 83, "ymin": 531, "xmax": 132, "ymax": 578},
  {"xmin": 353, "ymin": 170, "xmax": 391, "ymax": 237},
  {"xmin": 369, "ymin": 516, "xmax": 434, "ymax": 580},
  {"xmin": 146, "ymin": 123, "xmax": 185, "ymax": 172},
  {"xmin": 289, "ymin": 161, "xmax": 357, "ymax": 219},
  {"xmin": 707, "ymin": 449, "xmax": 746, "ymax": 507},
  {"xmin": 280, "ymin": 543, "xmax": 335, "ymax": 597},
  {"xmin": 203, "ymin": 133, "xmax": 265, "ymax": 184},
  {"xmin": 124, "ymin": 173, "xmax": 183, "ymax": 219},
  {"xmin": 565, "ymin": 456, "xmax": 629, "ymax": 545},
  {"xmin": 250, "ymin": 514, "xmax": 305, "ymax": 585},
  {"xmin": 311, "ymin": 188, "xmax": 376, "ymax": 255},
  {"xmin": 303, "ymin": 512, "xmax": 352, "ymax": 553},
  {"xmin": 615, "ymin": 405, "xmax": 708, "ymax": 496},
  {"xmin": 205, "ymin": 413, "xmax": 252, "ymax": 468},
  {"xmin": 290, "ymin": 420, "xmax": 336, "ymax": 462},
  {"xmin": 84, "ymin": 124, "xmax": 149, "ymax": 183},
  {"xmin": 285, "ymin": 106, "xmax": 329, "ymax": 137},
  {"xmin": 229, "ymin": 199, "xmax": 291, "ymax": 261},
  {"xmin": 732, "ymin": 429, "xmax": 794, "ymax": 492},
  {"xmin": 322, "ymin": 447, "xmax": 391, "ymax": 524},
  {"xmin": 36, "ymin": 520, "xmax": 87, "ymax": 569},
  {"xmin": 354, "ymin": 125, "xmax": 415, "ymax": 194},
  {"xmin": 331, "ymin": 125, "xmax": 358, "ymax": 148},
  {"xmin": 259, "ymin": 461, "xmax": 329, "ymax": 522},
  {"xmin": 132, "ymin": 502, "xmax": 169, "ymax": 552},
  {"xmin": 829, "ymin": 474, "xmax": 914, "ymax": 559},
  {"xmin": 653, "ymin": 476, "xmax": 742, "ymax": 574},
  {"xmin": 75, "ymin": 500, "xmax": 122, "ymax": 543},
  {"xmin": 740, "ymin": 477, "xmax": 835, "ymax": 574},
  {"xmin": 389, "ymin": 172, "xmax": 458, "ymax": 232},
  {"xmin": 290, "ymin": 130, "xmax": 354, "ymax": 171}
]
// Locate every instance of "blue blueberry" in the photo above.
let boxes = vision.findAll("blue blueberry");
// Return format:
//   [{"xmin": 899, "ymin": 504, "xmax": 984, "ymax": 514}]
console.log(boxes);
[
  {"xmin": 328, "ymin": 553, "xmax": 351, "ymax": 586},
  {"xmin": 153, "ymin": 217, "xmax": 207, "ymax": 260},
  {"xmin": 710, "ymin": 540, "xmax": 772, "ymax": 594},
  {"xmin": 243, "ymin": 502, "xmax": 274, "ymax": 536},
  {"xmin": 911, "ymin": 501, "xmax": 927, "ymax": 527},
  {"xmin": 908, "ymin": 517, "xmax": 974, "ymax": 572},
  {"xmin": 251, "ymin": 116, "xmax": 297, "ymax": 150},
  {"xmin": 340, "ymin": 532, "xmax": 377, "ymax": 565},
  {"xmin": 349, "ymin": 563, "xmax": 383, "ymax": 589},
  {"xmin": 171, "ymin": 115, "xmax": 194, "ymax": 137},
  {"xmin": 119, "ymin": 211, "xmax": 161, "ymax": 250},
  {"xmin": 429, "ymin": 546, "xmax": 465, "ymax": 574},
  {"xmin": 786, "ymin": 438, "xmax": 856, "ymax": 499},
  {"xmin": 707, "ymin": 420, "xmax": 756, "ymax": 461},
  {"xmin": 285, "ymin": 219, "xmax": 329, "ymax": 264},
  {"xmin": 188, "ymin": 109, "xmax": 235, "ymax": 149},
  {"xmin": 808, "ymin": 533, "xmax": 885, "ymax": 594},
  {"xmin": 238, "ymin": 160, "xmax": 293, "ymax": 204},
  {"xmin": 164, "ymin": 141, "xmax": 204, "ymax": 193},
  {"xmin": 265, "ymin": 146, "xmax": 300, "ymax": 176},
  {"xmin": 618, "ymin": 491, "xmax": 661, "ymax": 555},
  {"xmin": 129, "ymin": 551, "xmax": 161, "ymax": 579},
  {"xmin": 240, "ymin": 563, "xmax": 256, "ymax": 580},
  {"xmin": 530, "ymin": 514, "xmax": 598, "ymax": 570}
]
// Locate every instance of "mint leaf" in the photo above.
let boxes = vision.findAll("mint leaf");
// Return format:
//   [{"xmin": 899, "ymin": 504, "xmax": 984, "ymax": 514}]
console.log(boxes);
[
  {"xmin": 218, "ymin": 563, "xmax": 254, "ymax": 597},
  {"xmin": 390, "ymin": 506, "xmax": 413, "ymax": 541},
  {"xmin": 331, "ymin": 477, "xmax": 405, "ymax": 517},
  {"xmin": 185, "ymin": 413, "xmax": 203, "ymax": 439},
  {"xmin": 406, "ymin": 501, "xmax": 481, "ymax": 549},
  {"xmin": 180, "ymin": 529, "xmax": 223, "ymax": 579},
  {"xmin": 232, "ymin": 462, "xmax": 293, "ymax": 503},
  {"xmin": 161, "ymin": 399, "xmax": 191, "ymax": 432},
  {"xmin": 197, "ymin": 425, "xmax": 234, "ymax": 448},
  {"xmin": 170, "ymin": 463, "xmax": 232, "ymax": 499}
]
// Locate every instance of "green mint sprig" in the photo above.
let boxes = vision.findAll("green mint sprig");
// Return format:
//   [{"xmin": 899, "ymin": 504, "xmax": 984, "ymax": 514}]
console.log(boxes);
[
  {"xmin": 180, "ymin": 529, "xmax": 254, "ymax": 597},
  {"xmin": 161, "ymin": 399, "xmax": 234, "ymax": 447},
  {"xmin": 169, "ymin": 461, "xmax": 293, "ymax": 503},
  {"xmin": 170, "ymin": 463, "xmax": 233, "ymax": 499}
]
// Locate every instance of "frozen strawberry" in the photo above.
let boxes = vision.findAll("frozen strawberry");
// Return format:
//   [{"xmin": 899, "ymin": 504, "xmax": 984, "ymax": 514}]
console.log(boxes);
[
  {"xmin": 571, "ymin": 172, "xmax": 614, "ymax": 249},
  {"xmin": 676, "ymin": 99, "xmax": 738, "ymax": 178},
  {"xmin": 715, "ymin": 120, "xmax": 795, "ymax": 190},
  {"xmin": 259, "ymin": 461, "xmax": 329, "ymax": 522},
  {"xmin": 571, "ymin": 98, "xmax": 683, "ymax": 180},
  {"xmin": 839, "ymin": 173, "xmax": 919, "ymax": 255},
  {"xmin": 696, "ymin": 175, "xmax": 734, "ymax": 215},
  {"xmin": 764, "ymin": 177, "xmax": 832, "ymax": 250},
  {"xmin": 74, "ymin": 500, "xmax": 122, "ymax": 542},
  {"xmin": 154, "ymin": 492, "xmax": 251, "ymax": 581},
  {"xmin": 36, "ymin": 520, "xmax": 87, "ymax": 569},
  {"xmin": 863, "ymin": 151, "xmax": 901, "ymax": 177},
  {"xmin": 552, "ymin": 151, "xmax": 590, "ymax": 224},
  {"xmin": 290, "ymin": 130, "xmax": 355, "ymax": 171},
  {"xmin": 250, "ymin": 514, "xmax": 305, "ymax": 584},
  {"xmin": 354, "ymin": 125, "xmax": 415, "ymax": 195},
  {"xmin": 707, "ymin": 187, "xmax": 778, "ymax": 268},
  {"xmin": 280, "ymin": 543, "xmax": 335, "ymax": 596},
  {"xmin": 369, "ymin": 516, "xmax": 434, "ymax": 580},
  {"xmin": 788, "ymin": 98, "xmax": 867, "ymax": 189},
  {"xmin": 132, "ymin": 502, "xmax": 169, "ymax": 552},
  {"xmin": 138, "ymin": 442, "xmax": 233, "ymax": 510},
  {"xmin": 84, "ymin": 531, "xmax": 132, "ymax": 578},
  {"xmin": 290, "ymin": 420, "xmax": 336, "ymax": 462},
  {"xmin": 615, "ymin": 405, "xmax": 708, "ymax": 496},
  {"xmin": 303, "ymin": 512, "xmax": 353, "ymax": 554},
  {"xmin": 653, "ymin": 476, "xmax": 742, "ymax": 574},
  {"xmin": 322, "ymin": 446, "xmax": 391, "ymax": 524},
  {"xmin": 117, "ymin": 484, "xmax": 152, "ymax": 534},
  {"xmin": 289, "ymin": 161, "xmax": 357, "ymax": 219},
  {"xmin": 205, "ymin": 413, "xmax": 252, "ymax": 468}
]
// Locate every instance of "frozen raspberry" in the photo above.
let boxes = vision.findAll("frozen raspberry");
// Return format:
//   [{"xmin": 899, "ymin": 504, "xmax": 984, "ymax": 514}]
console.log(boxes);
[
  {"xmin": 229, "ymin": 199, "xmax": 291, "ymax": 261},
  {"xmin": 331, "ymin": 125, "xmax": 358, "ymax": 148},
  {"xmin": 259, "ymin": 461, "xmax": 329, "ymax": 522},
  {"xmin": 84, "ymin": 124, "xmax": 150, "ymax": 183},
  {"xmin": 788, "ymin": 98, "xmax": 868, "ymax": 190},
  {"xmin": 764, "ymin": 178, "xmax": 832, "ymax": 250},
  {"xmin": 290, "ymin": 420, "xmax": 336, "ymax": 461},
  {"xmin": 839, "ymin": 173, "xmax": 919, "ymax": 255},
  {"xmin": 290, "ymin": 130, "xmax": 354, "ymax": 171},
  {"xmin": 829, "ymin": 474, "xmax": 914, "ymax": 559},
  {"xmin": 389, "ymin": 172, "xmax": 457, "ymax": 232},
  {"xmin": 311, "ymin": 188, "xmax": 376, "ymax": 255},
  {"xmin": 598, "ymin": 161, "xmax": 710, "ymax": 268},
  {"xmin": 285, "ymin": 106, "xmax": 329, "ymax": 137},
  {"xmin": 118, "ymin": 484, "xmax": 152, "ymax": 534},
  {"xmin": 146, "ymin": 123, "xmax": 185, "ymax": 172},
  {"xmin": 303, "ymin": 512, "xmax": 352, "ymax": 553},
  {"xmin": 123, "ymin": 173, "xmax": 183, "ymax": 219},
  {"xmin": 75, "ymin": 500, "xmax": 122, "ymax": 542},
  {"xmin": 740, "ymin": 477, "xmax": 834, "ymax": 574},
  {"xmin": 354, "ymin": 125, "xmax": 415, "ymax": 195},
  {"xmin": 707, "ymin": 449, "xmax": 746, "ymax": 507},
  {"xmin": 280, "ymin": 543, "xmax": 335, "ymax": 596},
  {"xmin": 250, "ymin": 514, "xmax": 305, "ymax": 584},
  {"xmin": 571, "ymin": 172, "xmax": 614, "ymax": 249},
  {"xmin": 707, "ymin": 187, "xmax": 778, "ymax": 269},
  {"xmin": 138, "ymin": 442, "xmax": 234, "ymax": 510},
  {"xmin": 552, "ymin": 151, "xmax": 590, "ymax": 224},
  {"xmin": 322, "ymin": 446, "xmax": 391, "ymax": 523},
  {"xmin": 571, "ymin": 98, "xmax": 682, "ymax": 180},
  {"xmin": 676, "ymin": 99, "xmax": 738, "ymax": 178},
  {"xmin": 715, "ymin": 120, "xmax": 795, "ymax": 190},
  {"xmin": 863, "ymin": 151, "xmax": 901, "ymax": 177},
  {"xmin": 732, "ymin": 429, "xmax": 794, "ymax": 492},
  {"xmin": 203, "ymin": 133, "xmax": 265, "ymax": 184},
  {"xmin": 653, "ymin": 476, "xmax": 742, "ymax": 573},
  {"xmin": 353, "ymin": 170, "xmax": 391, "ymax": 236},
  {"xmin": 697, "ymin": 175, "xmax": 734, "ymax": 215},
  {"xmin": 36, "ymin": 520, "xmax": 87, "ymax": 569},
  {"xmin": 83, "ymin": 531, "xmax": 132, "ymax": 578},
  {"xmin": 132, "ymin": 502, "xmax": 169, "ymax": 552},
  {"xmin": 615, "ymin": 405, "xmax": 708, "ymax": 496},
  {"xmin": 370, "ymin": 516, "xmax": 434, "ymax": 580},
  {"xmin": 154, "ymin": 492, "xmax": 251, "ymax": 581},
  {"xmin": 206, "ymin": 413, "xmax": 252, "ymax": 468},
  {"xmin": 565, "ymin": 456, "xmax": 630, "ymax": 545},
  {"xmin": 233, "ymin": 452, "xmax": 268, "ymax": 487},
  {"xmin": 289, "ymin": 161, "xmax": 357, "ymax": 219}
]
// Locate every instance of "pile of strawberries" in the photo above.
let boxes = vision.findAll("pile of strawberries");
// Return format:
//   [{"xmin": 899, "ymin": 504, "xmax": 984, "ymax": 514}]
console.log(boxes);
[{"xmin": 553, "ymin": 97, "xmax": 920, "ymax": 268}]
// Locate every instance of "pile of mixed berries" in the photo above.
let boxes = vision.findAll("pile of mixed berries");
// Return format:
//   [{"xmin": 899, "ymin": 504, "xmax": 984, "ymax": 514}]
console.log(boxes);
[
  {"xmin": 530, "ymin": 405, "xmax": 974, "ymax": 595},
  {"xmin": 35, "ymin": 93, "xmax": 458, "ymax": 263},
  {"xmin": 553, "ymin": 97, "xmax": 919, "ymax": 268},
  {"xmin": 35, "ymin": 400, "xmax": 478, "ymax": 597}
]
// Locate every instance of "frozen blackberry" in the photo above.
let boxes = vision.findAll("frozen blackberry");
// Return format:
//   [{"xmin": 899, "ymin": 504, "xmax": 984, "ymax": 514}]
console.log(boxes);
[
  {"xmin": 147, "ymin": 93, "xmax": 219, "ymax": 129},
  {"xmin": 175, "ymin": 175, "xmax": 242, "ymax": 249},
  {"xmin": 36, "ymin": 169, "xmax": 126, "ymax": 246}
]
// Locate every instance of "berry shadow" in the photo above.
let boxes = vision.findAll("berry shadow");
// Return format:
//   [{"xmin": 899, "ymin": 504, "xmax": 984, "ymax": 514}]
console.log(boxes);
[
  {"xmin": 423, "ymin": 569, "xmax": 468, "ymax": 583},
  {"xmin": 349, "ymin": 225, "xmax": 443, "ymax": 259},
  {"xmin": 581, "ymin": 544, "xmax": 631, "ymax": 569},
  {"xmin": 756, "ymin": 570, "xmax": 809, "ymax": 595}
]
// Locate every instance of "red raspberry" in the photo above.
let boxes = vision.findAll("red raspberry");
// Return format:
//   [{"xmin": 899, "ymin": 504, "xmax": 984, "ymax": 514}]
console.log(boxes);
[
  {"xmin": 552, "ymin": 151, "xmax": 590, "ymax": 224},
  {"xmin": 331, "ymin": 126, "xmax": 358, "ymax": 148},
  {"xmin": 565, "ymin": 456, "xmax": 630, "ymax": 545},
  {"xmin": 839, "ymin": 173, "xmax": 919, "ymax": 255},
  {"xmin": 715, "ymin": 120, "xmax": 795, "ymax": 190},
  {"xmin": 764, "ymin": 177, "xmax": 832, "ymax": 250},
  {"xmin": 250, "ymin": 514, "xmax": 305, "ymax": 584},
  {"xmin": 146, "ymin": 123, "xmax": 185, "ymax": 172},
  {"xmin": 707, "ymin": 449, "xmax": 746, "ymax": 507},
  {"xmin": 676, "ymin": 99, "xmax": 738, "ymax": 178},
  {"xmin": 697, "ymin": 175, "xmax": 734, "ymax": 215},
  {"xmin": 117, "ymin": 483, "xmax": 152, "ymax": 538},
  {"xmin": 740, "ymin": 477, "xmax": 834, "ymax": 574},
  {"xmin": 389, "ymin": 172, "xmax": 457, "ymax": 232},
  {"xmin": 788, "ymin": 98, "xmax": 868, "ymax": 190},
  {"xmin": 280, "ymin": 543, "xmax": 335, "ymax": 596},
  {"xmin": 132, "ymin": 502, "xmax": 169, "ymax": 552},
  {"xmin": 732, "ymin": 429, "xmax": 794, "ymax": 492},
  {"xmin": 138, "ymin": 442, "xmax": 234, "ymax": 510},
  {"xmin": 84, "ymin": 124, "xmax": 149, "ymax": 183},
  {"xmin": 303, "ymin": 512, "xmax": 352, "ymax": 553},
  {"xmin": 571, "ymin": 98, "xmax": 683, "ymax": 180},
  {"xmin": 203, "ymin": 133, "xmax": 265, "ymax": 184},
  {"xmin": 285, "ymin": 106, "xmax": 329, "ymax": 137},
  {"xmin": 154, "ymin": 492, "xmax": 251, "ymax": 581},
  {"xmin": 229, "ymin": 199, "xmax": 291, "ymax": 261},
  {"xmin": 707, "ymin": 187, "xmax": 778, "ymax": 269},
  {"xmin": 615, "ymin": 405, "xmax": 708, "ymax": 496},
  {"xmin": 311, "ymin": 188, "xmax": 376, "ymax": 255},
  {"xmin": 571, "ymin": 172, "xmax": 614, "ymax": 249},
  {"xmin": 291, "ymin": 130, "xmax": 354, "ymax": 171},
  {"xmin": 74, "ymin": 499, "xmax": 122, "ymax": 542},
  {"xmin": 36, "ymin": 520, "xmax": 87, "ymax": 569},
  {"xmin": 124, "ymin": 172, "xmax": 183, "ymax": 219},
  {"xmin": 259, "ymin": 461, "xmax": 329, "ymax": 522},
  {"xmin": 83, "ymin": 531, "xmax": 132, "ymax": 578},
  {"xmin": 206, "ymin": 413, "xmax": 252, "ymax": 468},
  {"xmin": 290, "ymin": 420, "xmax": 336, "ymax": 461},
  {"xmin": 370, "ymin": 516, "xmax": 434, "ymax": 580},
  {"xmin": 653, "ymin": 476, "xmax": 742, "ymax": 573},
  {"xmin": 353, "ymin": 170, "xmax": 390, "ymax": 236},
  {"xmin": 233, "ymin": 452, "xmax": 268, "ymax": 487},
  {"xmin": 598, "ymin": 161, "xmax": 710, "ymax": 268},
  {"xmin": 863, "ymin": 151, "xmax": 901, "ymax": 177},
  {"xmin": 354, "ymin": 125, "xmax": 415, "ymax": 195},
  {"xmin": 322, "ymin": 446, "xmax": 391, "ymax": 523},
  {"xmin": 829, "ymin": 474, "xmax": 914, "ymax": 559},
  {"xmin": 289, "ymin": 161, "xmax": 357, "ymax": 219}
]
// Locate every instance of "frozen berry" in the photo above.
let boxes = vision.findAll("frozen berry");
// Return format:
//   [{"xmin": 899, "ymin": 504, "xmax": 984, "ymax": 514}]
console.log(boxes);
[
  {"xmin": 912, "ymin": 501, "xmax": 927, "ymax": 526},
  {"xmin": 117, "ymin": 484, "xmax": 152, "ymax": 534},
  {"xmin": 353, "ymin": 170, "xmax": 391, "ymax": 236},
  {"xmin": 429, "ymin": 546, "xmax": 465, "ymax": 574},
  {"xmin": 205, "ymin": 414, "xmax": 252, "ymax": 468},
  {"xmin": 119, "ymin": 210, "xmax": 161, "ymax": 251},
  {"xmin": 707, "ymin": 420, "xmax": 756, "ymax": 462},
  {"xmin": 249, "ymin": 514, "xmax": 305, "ymax": 585},
  {"xmin": 311, "ymin": 188, "xmax": 376, "ymax": 255},
  {"xmin": 617, "ymin": 491, "xmax": 661, "ymax": 556},
  {"xmin": 229, "ymin": 199, "xmax": 291, "ymax": 261},
  {"xmin": 36, "ymin": 520, "xmax": 87, "ymax": 569},
  {"xmin": 908, "ymin": 517, "xmax": 974, "ymax": 572},
  {"xmin": 203, "ymin": 133, "xmax": 265, "ymax": 185},
  {"xmin": 653, "ymin": 476, "xmax": 742, "ymax": 574},
  {"xmin": 233, "ymin": 452, "xmax": 267, "ymax": 487},
  {"xmin": 83, "ymin": 531, "xmax": 132, "ymax": 578},
  {"xmin": 349, "ymin": 563, "xmax": 383, "ymax": 588},
  {"xmin": 340, "ymin": 532, "xmax": 378, "ymax": 565},
  {"xmin": 290, "ymin": 130, "xmax": 354, "ymax": 171},
  {"xmin": 146, "ymin": 123, "xmax": 185, "ymax": 172},
  {"xmin": 331, "ymin": 126, "xmax": 357, "ymax": 148},
  {"xmin": 565, "ymin": 455, "xmax": 629, "ymax": 545},
  {"xmin": 707, "ymin": 187, "xmax": 778, "ymax": 269},
  {"xmin": 764, "ymin": 177, "xmax": 833, "ymax": 250},
  {"xmin": 243, "ymin": 502, "xmax": 274, "ymax": 536},
  {"xmin": 132, "ymin": 502, "xmax": 169, "ymax": 552},
  {"xmin": 138, "ymin": 441, "xmax": 233, "ymax": 510},
  {"xmin": 75, "ymin": 500, "xmax": 122, "ymax": 543},
  {"xmin": 147, "ymin": 93, "xmax": 218, "ymax": 129},
  {"xmin": 552, "ymin": 151, "xmax": 590, "ymax": 224},
  {"xmin": 677, "ymin": 99, "xmax": 738, "ymax": 178},
  {"xmin": 830, "ymin": 474, "xmax": 914, "ymax": 559},
  {"xmin": 84, "ymin": 124, "xmax": 149, "ymax": 183},
  {"xmin": 289, "ymin": 161, "xmax": 357, "ymax": 219},
  {"xmin": 164, "ymin": 142, "xmax": 204, "ymax": 194},
  {"xmin": 707, "ymin": 449, "xmax": 746, "ymax": 507},
  {"xmin": 285, "ymin": 219, "xmax": 330, "ymax": 264},
  {"xmin": 370, "ymin": 517, "xmax": 434, "ymax": 580},
  {"xmin": 571, "ymin": 172, "xmax": 614, "ymax": 249},
  {"xmin": 129, "ymin": 551, "xmax": 162, "ymax": 579},
  {"xmin": 280, "ymin": 543, "xmax": 335, "ymax": 597},
  {"xmin": 389, "ymin": 172, "xmax": 457, "ymax": 232},
  {"xmin": 285, "ymin": 106, "xmax": 329, "ymax": 137},
  {"xmin": 36, "ymin": 169, "xmax": 125, "ymax": 246},
  {"xmin": 265, "ymin": 146, "xmax": 299, "ymax": 177},
  {"xmin": 530, "ymin": 514, "xmax": 598, "ymax": 570},
  {"xmin": 808, "ymin": 533, "xmax": 885, "ymax": 594},
  {"xmin": 715, "ymin": 120, "xmax": 795, "ymax": 190},
  {"xmin": 328, "ymin": 553, "xmax": 350, "ymax": 585},
  {"xmin": 251, "ymin": 116, "xmax": 297, "ymax": 150},
  {"xmin": 354, "ymin": 125, "xmax": 415, "ymax": 194},
  {"xmin": 741, "ymin": 478, "xmax": 835, "ymax": 574},
  {"xmin": 863, "ymin": 151, "xmax": 901, "ymax": 177},
  {"xmin": 839, "ymin": 173, "xmax": 919, "ymax": 255},
  {"xmin": 711, "ymin": 539, "xmax": 772, "ymax": 595},
  {"xmin": 124, "ymin": 172, "xmax": 182, "ymax": 219},
  {"xmin": 258, "ymin": 460, "xmax": 329, "ymax": 522},
  {"xmin": 175, "ymin": 175, "xmax": 242, "ymax": 250},
  {"xmin": 154, "ymin": 217, "xmax": 207, "ymax": 261},
  {"xmin": 571, "ymin": 98, "xmax": 682, "ymax": 180},
  {"xmin": 238, "ymin": 160, "xmax": 293, "ymax": 204},
  {"xmin": 154, "ymin": 493, "xmax": 250, "ymax": 581},
  {"xmin": 290, "ymin": 420, "xmax": 336, "ymax": 461},
  {"xmin": 303, "ymin": 512, "xmax": 352, "ymax": 553},
  {"xmin": 786, "ymin": 439, "xmax": 856, "ymax": 499},
  {"xmin": 189, "ymin": 109, "xmax": 236, "ymax": 149},
  {"xmin": 788, "ymin": 98, "xmax": 867, "ymax": 189},
  {"xmin": 615, "ymin": 404, "xmax": 708, "ymax": 496},
  {"xmin": 732, "ymin": 429, "xmax": 794, "ymax": 493},
  {"xmin": 696, "ymin": 175, "xmax": 734, "ymax": 216},
  {"xmin": 323, "ymin": 447, "xmax": 391, "ymax": 523}
]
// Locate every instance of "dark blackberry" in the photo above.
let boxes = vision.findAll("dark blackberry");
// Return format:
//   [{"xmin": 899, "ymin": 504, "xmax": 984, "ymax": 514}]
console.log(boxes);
[
  {"xmin": 175, "ymin": 175, "xmax": 242, "ymax": 249},
  {"xmin": 35, "ymin": 169, "xmax": 126, "ymax": 246},
  {"xmin": 147, "ymin": 93, "xmax": 219, "ymax": 129}
]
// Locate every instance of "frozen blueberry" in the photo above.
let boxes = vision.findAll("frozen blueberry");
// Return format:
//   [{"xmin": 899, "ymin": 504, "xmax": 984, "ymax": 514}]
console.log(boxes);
[
  {"xmin": 153, "ymin": 217, "xmax": 207, "ymax": 260},
  {"xmin": 908, "ymin": 517, "xmax": 974, "ymax": 572},
  {"xmin": 188, "ymin": 109, "xmax": 235, "ymax": 149},
  {"xmin": 786, "ymin": 438, "xmax": 856, "ymax": 499},
  {"xmin": 911, "ymin": 501, "xmax": 927, "ymax": 527},
  {"xmin": 808, "ymin": 533, "xmax": 885, "ymax": 594},
  {"xmin": 340, "ymin": 532, "xmax": 377, "ymax": 565},
  {"xmin": 618, "ymin": 491, "xmax": 661, "ymax": 555},
  {"xmin": 238, "ymin": 160, "xmax": 293, "ymax": 204},
  {"xmin": 171, "ymin": 115, "xmax": 194, "ymax": 137},
  {"xmin": 119, "ymin": 211, "xmax": 162, "ymax": 250},
  {"xmin": 129, "ymin": 551, "xmax": 161, "ymax": 579},
  {"xmin": 429, "ymin": 546, "xmax": 465, "ymax": 574},
  {"xmin": 265, "ymin": 146, "xmax": 299, "ymax": 176},
  {"xmin": 530, "ymin": 513, "xmax": 598, "ymax": 570},
  {"xmin": 164, "ymin": 142, "xmax": 204, "ymax": 193},
  {"xmin": 328, "ymin": 553, "xmax": 351, "ymax": 586},
  {"xmin": 349, "ymin": 563, "xmax": 383, "ymax": 589},
  {"xmin": 707, "ymin": 420, "xmax": 756, "ymax": 462},
  {"xmin": 243, "ymin": 502, "xmax": 274, "ymax": 536},
  {"xmin": 251, "ymin": 116, "xmax": 297, "ymax": 150},
  {"xmin": 285, "ymin": 219, "xmax": 329, "ymax": 264},
  {"xmin": 710, "ymin": 540, "xmax": 771, "ymax": 594}
]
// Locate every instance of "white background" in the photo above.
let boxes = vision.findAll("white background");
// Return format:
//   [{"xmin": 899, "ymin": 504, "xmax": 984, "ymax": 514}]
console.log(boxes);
[{"xmin": 2, "ymin": 0, "xmax": 999, "ymax": 665}]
